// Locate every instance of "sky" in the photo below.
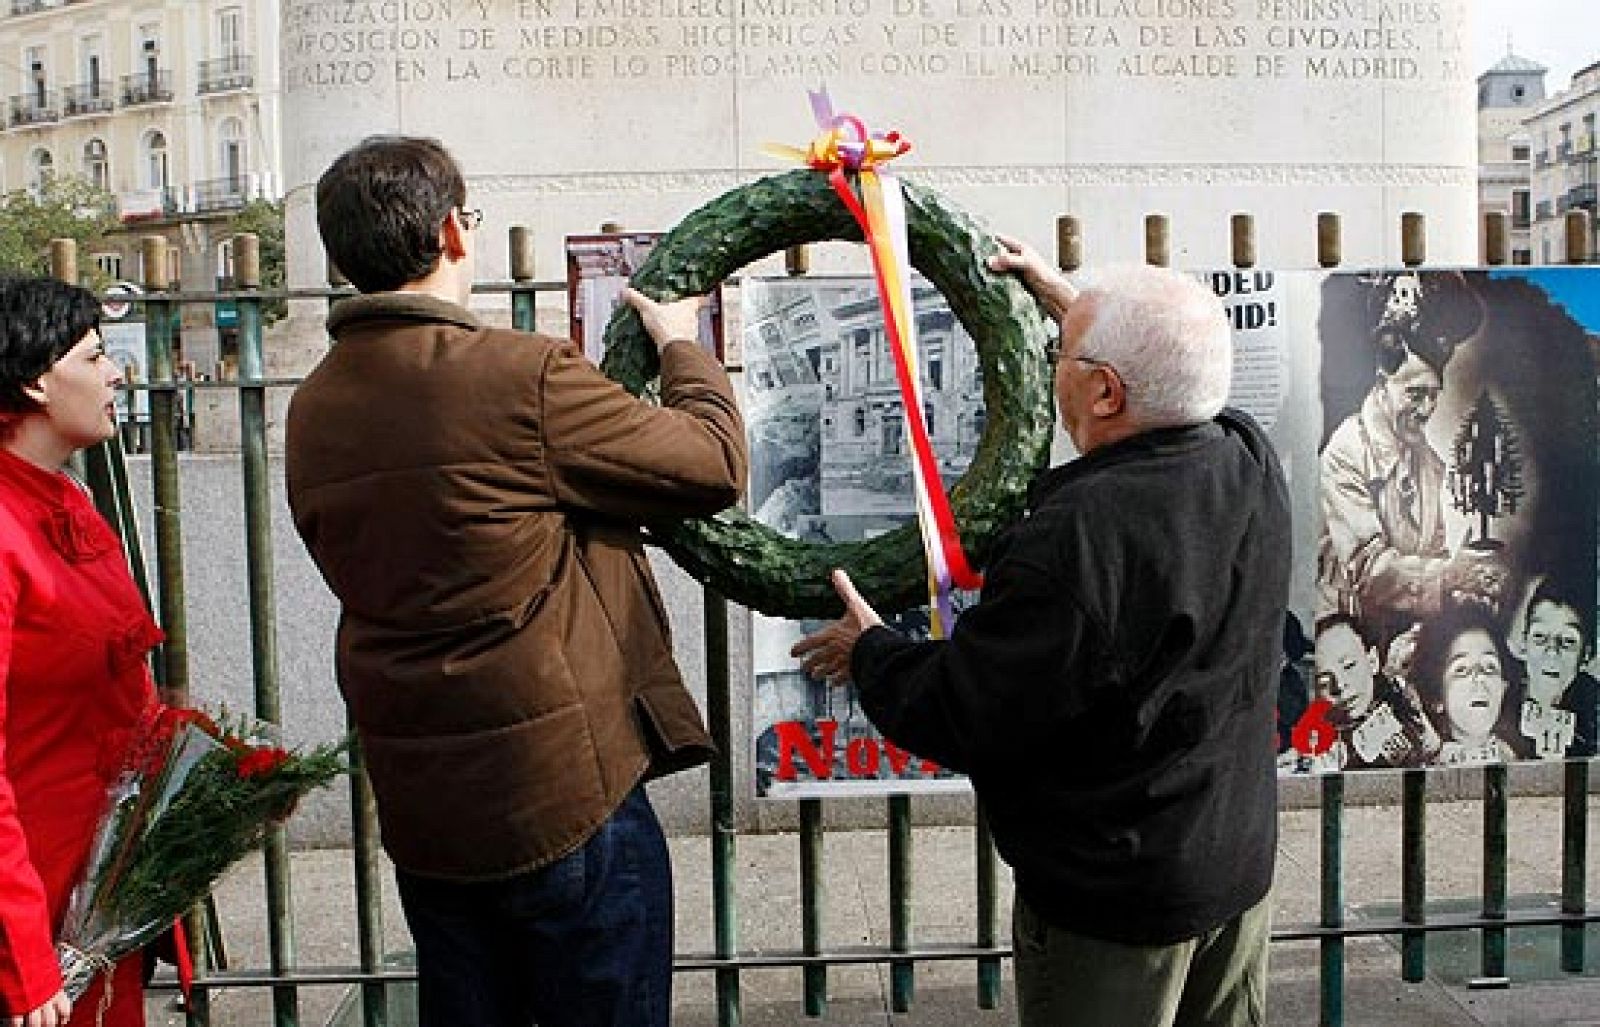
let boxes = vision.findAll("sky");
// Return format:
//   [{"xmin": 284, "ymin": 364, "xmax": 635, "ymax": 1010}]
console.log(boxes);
[{"xmin": 1473, "ymin": 0, "xmax": 1600, "ymax": 92}]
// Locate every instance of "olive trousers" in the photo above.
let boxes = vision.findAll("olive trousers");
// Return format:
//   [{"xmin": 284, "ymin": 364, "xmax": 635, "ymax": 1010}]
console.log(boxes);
[{"xmin": 1013, "ymin": 891, "xmax": 1271, "ymax": 1027}]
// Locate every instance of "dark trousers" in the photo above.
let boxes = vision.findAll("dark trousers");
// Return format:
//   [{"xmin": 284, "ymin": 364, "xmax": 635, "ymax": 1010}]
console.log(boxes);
[{"xmin": 395, "ymin": 786, "xmax": 674, "ymax": 1027}]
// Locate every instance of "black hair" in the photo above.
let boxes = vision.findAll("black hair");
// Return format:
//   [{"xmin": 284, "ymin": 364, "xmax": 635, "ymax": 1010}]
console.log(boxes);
[
  {"xmin": 0, "ymin": 275, "xmax": 102, "ymax": 413},
  {"xmin": 1411, "ymin": 604, "xmax": 1514, "ymax": 726},
  {"xmin": 315, "ymin": 135, "xmax": 466, "ymax": 294},
  {"xmin": 1313, "ymin": 612, "xmax": 1373, "ymax": 652},
  {"xmin": 1523, "ymin": 575, "xmax": 1595, "ymax": 662}
]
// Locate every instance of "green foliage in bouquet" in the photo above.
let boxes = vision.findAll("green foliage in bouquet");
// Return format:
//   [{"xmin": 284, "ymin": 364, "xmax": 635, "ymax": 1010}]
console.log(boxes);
[
  {"xmin": 58, "ymin": 707, "xmax": 347, "ymax": 1000},
  {"xmin": 108, "ymin": 715, "xmax": 345, "ymax": 929}
]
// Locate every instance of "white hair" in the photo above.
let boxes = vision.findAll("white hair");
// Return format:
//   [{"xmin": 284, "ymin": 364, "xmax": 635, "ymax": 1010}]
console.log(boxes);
[{"xmin": 1071, "ymin": 264, "xmax": 1232, "ymax": 428}]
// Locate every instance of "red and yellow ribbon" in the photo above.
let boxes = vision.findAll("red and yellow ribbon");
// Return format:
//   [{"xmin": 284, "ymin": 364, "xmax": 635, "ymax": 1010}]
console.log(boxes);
[{"xmin": 769, "ymin": 91, "xmax": 982, "ymax": 635}]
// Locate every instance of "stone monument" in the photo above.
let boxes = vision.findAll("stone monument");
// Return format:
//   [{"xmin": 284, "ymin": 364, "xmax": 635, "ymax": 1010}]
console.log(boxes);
[
  {"xmin": 282, "ymin": 0, "xmax": 1477, "ymax": 298},
  {"xmin": 269, "ymin": 0, "xmax": 1480, "ymax": 834}
]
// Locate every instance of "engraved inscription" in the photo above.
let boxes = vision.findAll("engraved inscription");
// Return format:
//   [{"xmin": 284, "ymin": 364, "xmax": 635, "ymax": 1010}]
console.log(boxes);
[{"xmin": 284, "ymin": 0, "xmax": 1466, "ymax": 92}]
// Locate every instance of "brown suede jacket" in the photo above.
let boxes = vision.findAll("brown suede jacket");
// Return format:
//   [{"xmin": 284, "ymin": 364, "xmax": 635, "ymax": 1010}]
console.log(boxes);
[{"xmin": 286, "ymin": 293, "xmax": 747, "ymax": 880}]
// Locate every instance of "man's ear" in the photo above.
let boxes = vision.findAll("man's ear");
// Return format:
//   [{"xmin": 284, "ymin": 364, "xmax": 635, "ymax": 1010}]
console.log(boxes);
[
  {"xmin": 440, "ymin": 209, "xmax": 468, "ymax": 262},
  {"xmin": 1089, "ymin": 366, "xmax": 1125, "ymax": 418}
]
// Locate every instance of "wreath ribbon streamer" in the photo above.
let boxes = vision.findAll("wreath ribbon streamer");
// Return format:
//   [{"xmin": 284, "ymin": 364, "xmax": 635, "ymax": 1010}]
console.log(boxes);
[{"xmin": 767, "ymin": 90, "xmax": 983, "ymax": 634}]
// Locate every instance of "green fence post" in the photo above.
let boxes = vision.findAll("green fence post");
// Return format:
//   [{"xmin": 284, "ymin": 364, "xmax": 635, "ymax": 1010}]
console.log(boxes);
[
  {"xmin": 140, "ymin": 235, "xmax": 190, "ymax": 707},
  {"xmin": 1562, "ymin": 761, "xmax": 1588, "ymax": 972},
  {"xmin": 705, "ymin": 587, "xmax": 740, "ymax": 1026},
  {"xmin": 235, "ymin": 235, "xmax": 300, "ymax": 1027},
  {"xmin": 975, "ymin": 802, "xmax": 1001, "ymax": 1009},
  {"xmin": 1320, "ymin": 774, "xmax": 1345, "ymax": 1027},
  {"xmin": 136, "ymin": 236, "xmax": 210, "ymax": 1027},
  {"xmin": 1481, "ymin": 765, "xmax": 1508, "ymax": 982},
  {"xmin": 510, "ymin": 227, "xmax": 536, "ymax": 332},
  {"xmin": 889, "ymin": 795, "xmax": 913, "ymax": 1012},
  {"xmin": 1401, "ymin": 769, "xmax": 1427, "ymax": 982},
  {"xmin": 800, "ymin": 798, "xmax": 826, "ymax": 1016}
]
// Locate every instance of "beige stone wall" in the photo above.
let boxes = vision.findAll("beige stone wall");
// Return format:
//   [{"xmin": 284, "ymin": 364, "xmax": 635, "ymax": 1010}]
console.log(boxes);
[{"xmin": 285, "ymin": 0, "xmax": 1479, "ymax": 284}]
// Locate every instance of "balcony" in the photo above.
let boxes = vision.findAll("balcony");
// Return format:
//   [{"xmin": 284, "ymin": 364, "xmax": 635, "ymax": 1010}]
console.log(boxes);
[
  {"xmin": 10, "ymin": 0, "xmax": 55, "ymax": 14},
  {"xmin": 1535, "ymin": 151, "xmax": 1551, "ymax": 169},
  {"xmin": 62, "ymin": 81, "xmax": 112, "ymax": 117},
  {"xmin": 1536, "ymin": 200, "xmax": 1553, "ymax": 221},
  {"xmin": 198, "ymin": 54, "xmax": 254, "ymax": 94},
  {"xmin": 193, "ymin": 176, "xmax": 250, "ymax": 213},
  {"xmin": 117, "ymin": 187, "xmax": 180, "ymax": 223},
  {"xmin": 9, "ymin": 90, "xmax": 59, "ymax": 127},
  {"xmin": 120, "ymin": 70, "xmax": 174, "ymax": 107},
  {"xmin": 1567, "ymin": 184, "xmax": 1598, "ymax": 212}
]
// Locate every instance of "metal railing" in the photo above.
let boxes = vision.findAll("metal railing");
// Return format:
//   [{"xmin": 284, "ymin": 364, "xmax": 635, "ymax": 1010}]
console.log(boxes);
[
  {"xmin": 197, "ymin": 54, "xmax": 254, "ymax": 95},
  {"xmin": 9, "ymin": 89, "xmax": 57, "ymax": 126},
  {"xmin": 9, "ymin": 0, "xmax": 52, "ymax": 14},
  {"xmin": 120, "ymin": 70, "xmax": 174, "ymax": 107},
  {"xmin": 47, "ymin": 210, "xmax": 1600, "ymax": 1026},
  {"xmin": 61, "ymin": 80, "xmax": 112, "ymax": 117},
  {"xmin": 192, "ymin": 176, "xmax": 250, "ymax": 213}
]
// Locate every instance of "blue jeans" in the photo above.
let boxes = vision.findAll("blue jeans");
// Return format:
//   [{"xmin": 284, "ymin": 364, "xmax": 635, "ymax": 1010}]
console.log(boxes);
[{"xmin": 395, "ymin": 786, "xmax": 674, "ymax": 1027}]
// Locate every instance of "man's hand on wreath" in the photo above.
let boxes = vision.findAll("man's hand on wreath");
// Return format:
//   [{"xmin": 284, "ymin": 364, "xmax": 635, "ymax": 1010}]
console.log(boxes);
[
  {"xmin": 791, "ymin": 570, "xmax": 885, "ymax": 686},
  {"xmin": 988, "ymin": 233, "xmax": 1078, "ymax": 323},
  {"xmin": 622, "ymin": 288, "xmax": 707, "ymax": 354}
]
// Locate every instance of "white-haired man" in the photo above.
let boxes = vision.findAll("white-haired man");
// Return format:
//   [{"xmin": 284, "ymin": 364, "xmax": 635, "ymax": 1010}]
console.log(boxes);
[{"xmin": 794, "ymin": 243, "xmax": 1290, "ymax": 1026}]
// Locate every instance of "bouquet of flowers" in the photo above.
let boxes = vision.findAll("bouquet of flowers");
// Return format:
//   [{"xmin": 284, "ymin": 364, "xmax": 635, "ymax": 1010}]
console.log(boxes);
[{"xmin": 56, "ymin": 705, "xmax": 347, "ymax": 999}]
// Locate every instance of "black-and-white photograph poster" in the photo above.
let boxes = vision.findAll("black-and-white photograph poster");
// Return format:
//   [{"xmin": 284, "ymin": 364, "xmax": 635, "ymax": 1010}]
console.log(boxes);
[
  {"xmin": 1282, "ymin": 269, "xmax": 1600, "ymax": 773},
  {"xmin": 744, "ymin": 275, "xmax": 983, "ymax": 799}
]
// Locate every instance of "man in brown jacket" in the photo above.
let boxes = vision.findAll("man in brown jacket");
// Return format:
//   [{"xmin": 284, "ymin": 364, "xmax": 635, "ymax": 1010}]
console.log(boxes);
[{"xmin": 286, "ymin": 136, "xmax": 747, "ymax": 1027}]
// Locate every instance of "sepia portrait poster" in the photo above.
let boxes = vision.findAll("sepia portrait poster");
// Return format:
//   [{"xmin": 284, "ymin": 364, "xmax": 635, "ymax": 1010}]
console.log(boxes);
[{"xmin": 1282, "ymin": 269, "xmax": 1599, "ymax": 773}]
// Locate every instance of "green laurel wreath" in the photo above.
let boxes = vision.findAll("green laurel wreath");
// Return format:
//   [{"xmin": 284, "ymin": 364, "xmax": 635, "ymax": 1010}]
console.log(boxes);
[{"xmin": 600, "ymin": 169, "xmax": 1054, "ymax": 618}]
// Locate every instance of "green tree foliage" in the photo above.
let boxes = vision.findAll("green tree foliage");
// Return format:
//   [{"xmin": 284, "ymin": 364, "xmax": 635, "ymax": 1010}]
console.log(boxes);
[
  {"xmin": 225, "ymin": 199, "xmax": 285, "ymax": 321},
  {"xmin": 0, "ymin": 176, "xmax": 117, "ymax": 284}
]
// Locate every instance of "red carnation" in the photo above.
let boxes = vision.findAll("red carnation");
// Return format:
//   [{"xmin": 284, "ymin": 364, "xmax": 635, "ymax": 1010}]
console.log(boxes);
[{"xmin": 236, "ymin": 747, "xmax": 290, "ymax": 779}]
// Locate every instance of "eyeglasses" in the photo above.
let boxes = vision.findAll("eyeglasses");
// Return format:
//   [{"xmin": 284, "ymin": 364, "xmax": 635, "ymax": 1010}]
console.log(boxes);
[
  {"xmin": 457, "ymin": 208, "xmax": 484, "ymax": 231},
  {"xmin": 1043, "ymin": 335, "xmax": 1118, "ymax": 373},
  {"xmin": 1528, "ymin": 629, "xmax": 1584, "ymax": 656}
]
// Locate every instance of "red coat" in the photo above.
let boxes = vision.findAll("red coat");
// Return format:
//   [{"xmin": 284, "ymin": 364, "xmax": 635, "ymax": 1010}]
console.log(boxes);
[{"xmin": 0, "ymin": 446, "xmax": 157, "ymax": 1025}]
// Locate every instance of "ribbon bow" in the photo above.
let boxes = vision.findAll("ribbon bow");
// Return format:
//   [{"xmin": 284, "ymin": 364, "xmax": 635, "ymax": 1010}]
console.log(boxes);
[
  {"xmin": 769, "ymin": 90, "xmax": 981, "ymax": 636},
  {"xmin": 765, "ymin": 91, "xmax": 912, "ymax": 172}
]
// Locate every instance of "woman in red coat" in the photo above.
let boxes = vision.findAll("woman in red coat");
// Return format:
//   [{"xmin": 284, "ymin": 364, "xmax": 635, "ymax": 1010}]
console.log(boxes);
[{"xmin": 0, "ymin": 276, "xmax": 157, "ymax": 1027}]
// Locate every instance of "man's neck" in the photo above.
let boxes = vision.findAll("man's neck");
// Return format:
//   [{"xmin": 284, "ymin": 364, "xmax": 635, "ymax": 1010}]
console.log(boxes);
[{"xmin": 397, "ymin": 268, "xmax": 468, "ymax": 308}]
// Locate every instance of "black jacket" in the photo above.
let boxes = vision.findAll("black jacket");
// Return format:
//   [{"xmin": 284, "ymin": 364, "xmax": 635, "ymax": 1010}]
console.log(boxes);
[{"xmin": 853, "ymin": 409, "xmax": 1291, "ymax": 945}]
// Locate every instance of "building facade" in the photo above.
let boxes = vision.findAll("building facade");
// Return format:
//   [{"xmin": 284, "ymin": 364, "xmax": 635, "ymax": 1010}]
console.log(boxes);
[
  {"xmin": 1526, "ymin": 60, "xmax": 1600, "ymax": 265},
  {"xmin": 0, "ymin": 0, "xmax": 281, "ymax": 378},
  {"xmin": 1476, "ymin": 52, "xmax": 1545, "ymax": 265}
]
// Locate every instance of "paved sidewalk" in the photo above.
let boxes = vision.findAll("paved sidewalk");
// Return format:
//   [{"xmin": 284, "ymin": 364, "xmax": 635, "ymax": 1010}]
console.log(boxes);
[{"xmin": 145, "ymin": 797, "xmax": 1600, "ymax": 1025}]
